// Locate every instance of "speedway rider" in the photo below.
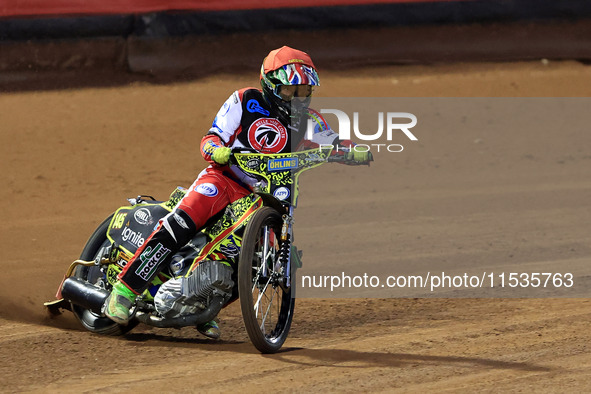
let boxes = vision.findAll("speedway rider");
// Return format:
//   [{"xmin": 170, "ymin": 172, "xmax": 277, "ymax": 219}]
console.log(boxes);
[{"xmin": 103, "ymin": 46, "xmax": 372, "ymax": 339}]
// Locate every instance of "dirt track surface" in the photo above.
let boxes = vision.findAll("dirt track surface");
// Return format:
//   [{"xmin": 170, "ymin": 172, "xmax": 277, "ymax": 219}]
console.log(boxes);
[{"xmin": 1, "ymin": 60, "xmax": 591, "ymax": 392}]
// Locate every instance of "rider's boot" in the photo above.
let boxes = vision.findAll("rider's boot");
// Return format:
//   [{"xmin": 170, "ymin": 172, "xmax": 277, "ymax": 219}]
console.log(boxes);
[
  {"xmin": 197, "ymin": 319, "xmax": 221, "ymax": 339},
  {"xmin": 103, "ymin": 281, "xmax": 137, "ymax": 325}
]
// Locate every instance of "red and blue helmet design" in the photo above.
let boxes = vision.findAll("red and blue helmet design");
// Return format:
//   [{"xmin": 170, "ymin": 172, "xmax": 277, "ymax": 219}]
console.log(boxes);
[{"xmin": 260, "ymin": 46, "xmax": 320, "ymax": 127}]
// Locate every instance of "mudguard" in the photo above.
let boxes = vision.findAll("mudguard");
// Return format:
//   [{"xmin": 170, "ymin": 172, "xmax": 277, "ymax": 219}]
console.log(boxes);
[
  {"xmin": 106, "ymin": 187, "xmax": 187, "ymax": 257},
  {"xmin": 107, "ymin": 202, "xmax": 171, "ymax": 257}
]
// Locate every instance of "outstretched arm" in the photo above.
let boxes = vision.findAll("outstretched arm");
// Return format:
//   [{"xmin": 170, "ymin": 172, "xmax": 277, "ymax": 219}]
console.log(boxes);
[{"xmin": 304, "ymin": 109, "xmax": 372, "ymax": 164}]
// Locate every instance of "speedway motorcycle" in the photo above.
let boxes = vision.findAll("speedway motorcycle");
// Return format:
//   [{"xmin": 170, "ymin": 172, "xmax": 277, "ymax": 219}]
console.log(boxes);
[{"xmin": 46, "ymin": 146, "xmax": 361, "ymax": 353}]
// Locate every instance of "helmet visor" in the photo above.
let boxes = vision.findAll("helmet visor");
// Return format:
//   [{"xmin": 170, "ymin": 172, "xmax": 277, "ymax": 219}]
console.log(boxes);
[{"xmin": 277, "ymin": 85, "xmax": 314, "ymax": 101}]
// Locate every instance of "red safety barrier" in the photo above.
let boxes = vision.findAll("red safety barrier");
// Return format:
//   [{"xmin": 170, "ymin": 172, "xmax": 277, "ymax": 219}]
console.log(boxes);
[{"xmin": 1, "ymin": 0, "xmax": 459, "ymax": 18}]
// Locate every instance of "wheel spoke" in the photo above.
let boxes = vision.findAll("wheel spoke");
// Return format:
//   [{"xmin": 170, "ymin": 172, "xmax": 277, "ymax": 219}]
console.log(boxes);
[
  {"xmin": 260, "ymin": 287, "xmax": 277, "ymax": 331},
  {"xmin": 253, "ymin": 275, "xmax": 272, "ymax": 312},
  {"xmin": 261, "ymin": 226, "xmax": 269, "ymax": 277},
  {"xmin": 251, "ymin": 263, "xmax": 264, "ymax": 293}
]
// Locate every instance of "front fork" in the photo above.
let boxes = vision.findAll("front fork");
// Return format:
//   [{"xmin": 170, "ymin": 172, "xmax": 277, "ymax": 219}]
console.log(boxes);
[
  {"xmin": 280, "ymin": 207, "xmax": 295, "ymax": 288},
  {"xmin": 255, "ymin": 207, "xmax": 297, "ymax": 291}
]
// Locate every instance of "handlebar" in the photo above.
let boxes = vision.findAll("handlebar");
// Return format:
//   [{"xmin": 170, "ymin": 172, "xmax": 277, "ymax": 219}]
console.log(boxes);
[
  {"xmin": 327, "ymin": 151, "xmax": 374, "ymax": 166},
  {"xmin": 230, "ymin": 147, "xmax": 373, "ymax": 166},
  {"xmin": 229, "ymin": 147, "xmax": 258, "ymax": 165},
  {"xmin": 231, "ymin": 147, "xmax": 258, "ymax": 154}
]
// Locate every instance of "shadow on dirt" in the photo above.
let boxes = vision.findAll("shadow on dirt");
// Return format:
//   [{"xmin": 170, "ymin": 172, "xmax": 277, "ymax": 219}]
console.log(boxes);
[
  {"xmin": 266, "ymin": 347, "xmax": 553, "ymax": 372},
  {"xmin": 109, "ymin": 333, "xmax": 554, "ymax": 373},
  {"xmin": 125, "ymin": 332, "xmax": 247, "ymax": 347}
]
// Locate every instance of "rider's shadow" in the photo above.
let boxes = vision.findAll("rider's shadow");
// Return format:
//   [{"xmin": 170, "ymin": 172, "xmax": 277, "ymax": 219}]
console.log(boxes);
[
  {"xmin": 121, "ymin": 334, "xmax": 553, "ymax": 374},
  {"xmin": 124, "ymin": 332, "xmax": 246, "ymax": 347},
  {"xmin": 263, "ymin": 347, "xmax": 552, "ymax": 372}
]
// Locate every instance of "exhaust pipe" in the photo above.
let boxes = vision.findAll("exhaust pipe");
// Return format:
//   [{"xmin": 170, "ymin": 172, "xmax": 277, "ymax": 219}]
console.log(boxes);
[
  {"xmin": 61, "ymin": 277, "xmax": 226, "ymax": 328},
  {"xmin": 60, "ymin": 277, "xmax": 109, "ymax": 314},
  {"xmin": 136, "ymin": 295, "xmax": 226, "ymax": 328}
]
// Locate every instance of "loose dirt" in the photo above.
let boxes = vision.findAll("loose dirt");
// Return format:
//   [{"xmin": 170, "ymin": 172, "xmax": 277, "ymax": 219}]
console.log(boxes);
[{"xmin": 1, "ymin": 59, "xmax": 590, "ymax": 392}]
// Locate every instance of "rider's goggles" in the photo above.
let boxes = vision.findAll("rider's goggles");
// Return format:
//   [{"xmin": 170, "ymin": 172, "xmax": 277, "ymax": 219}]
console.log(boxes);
[{"xmin": 277, "ymin": 85, "xmax": 314, "ymax": 102}]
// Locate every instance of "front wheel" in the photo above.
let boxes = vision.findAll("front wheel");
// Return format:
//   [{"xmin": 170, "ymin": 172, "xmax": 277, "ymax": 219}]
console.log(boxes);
[{"xmin": 238, "ymin": 207, "xmax": 295, "ymax": 353}]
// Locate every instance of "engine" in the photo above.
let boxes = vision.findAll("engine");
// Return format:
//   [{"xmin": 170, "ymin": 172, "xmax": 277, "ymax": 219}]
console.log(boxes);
[{"xmin": 154, "ymin": 260, "xmax": 234, "ymax": 319}]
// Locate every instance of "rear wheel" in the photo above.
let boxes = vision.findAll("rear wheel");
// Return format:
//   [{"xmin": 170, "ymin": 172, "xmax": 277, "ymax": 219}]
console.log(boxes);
[
  {"xmin": 71, "ymin": 215, "xmax": 138, "ymax": 335},
  {"xmin": 239, "ymin": 207, "xmax": 295, "ymax": 353}
]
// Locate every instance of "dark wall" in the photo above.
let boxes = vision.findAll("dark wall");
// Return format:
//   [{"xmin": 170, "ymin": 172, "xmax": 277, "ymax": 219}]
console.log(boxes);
[
  {"xmin": 2, "ymin": 0, "xmax": 591, "ymax": 90},
  {"xmin": 3, "ymin": 1, "xmax": 591, "ymax": 41}
]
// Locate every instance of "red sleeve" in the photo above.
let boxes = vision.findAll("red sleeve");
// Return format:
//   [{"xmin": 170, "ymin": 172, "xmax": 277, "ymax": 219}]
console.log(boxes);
[{"xmin": 200, "ymin": 134, "xmax": 225, "ymax": 164}]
